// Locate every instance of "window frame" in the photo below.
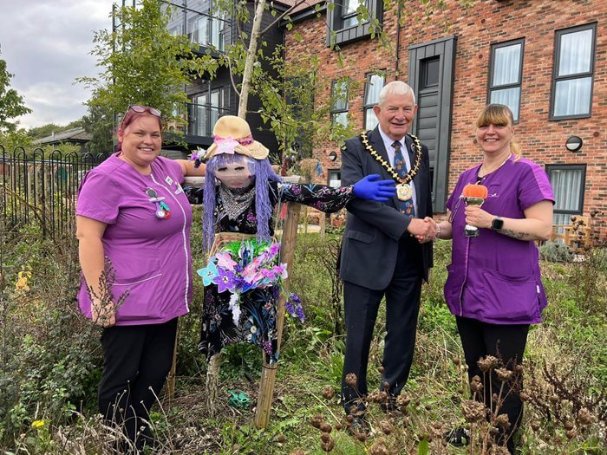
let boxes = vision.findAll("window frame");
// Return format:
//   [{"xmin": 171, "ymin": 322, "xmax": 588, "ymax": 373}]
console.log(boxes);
[
  {"xmin": 363, "ymin": 71, "xmax": 385, "ymax": 130},
  {"xmin": 327, "ymin": 0, "xmax": 383, "ymax": 47},
  {"xmin": 191, "ymin": 86, "xmax": 230, "ymax": 136},
  {"xmin": 330, "ymin": 79, "xmax": 349, "ymax": 127},
  {"xmin": 545, "ymin": 163, "xmax": 586, "ymax": 218},
  {"xmin": 550, "ymin": 23, "xmax": 596, "ymax": 121},
  {"xmin": 487, "ymin": 38, "xmax": 524, "ymax": 123}
]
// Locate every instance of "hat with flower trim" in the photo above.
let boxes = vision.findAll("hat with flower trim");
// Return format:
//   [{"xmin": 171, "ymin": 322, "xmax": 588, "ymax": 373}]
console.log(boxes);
[{"xmin": 203, "ymin": 115, "xmax": 269, "ymax": 161}]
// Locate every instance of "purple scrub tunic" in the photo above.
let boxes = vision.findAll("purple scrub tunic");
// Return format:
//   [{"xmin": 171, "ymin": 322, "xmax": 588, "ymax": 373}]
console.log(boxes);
[
  {"xmin": 77, "ymin": 154, "xmax": 192, "ymax": 325},
  {"xmin": 444, "ymin": 155, "xmax": 554, "ymax": 325}
]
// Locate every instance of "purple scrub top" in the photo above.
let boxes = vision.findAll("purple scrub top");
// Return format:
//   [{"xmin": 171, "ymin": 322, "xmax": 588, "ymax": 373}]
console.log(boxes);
[
  {"xmin": 77, "ymin": 154, "xmax": 192, "ymax": 325},
  {"xmin": 444, "ymin": 155, "xmax": 554, "ymax": 325}
]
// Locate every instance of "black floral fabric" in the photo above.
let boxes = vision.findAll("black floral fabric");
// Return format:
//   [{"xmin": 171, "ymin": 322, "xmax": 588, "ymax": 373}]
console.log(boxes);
[{"xmin": 198, "ymin": 181, "xmax": 353, "ymax": 363}]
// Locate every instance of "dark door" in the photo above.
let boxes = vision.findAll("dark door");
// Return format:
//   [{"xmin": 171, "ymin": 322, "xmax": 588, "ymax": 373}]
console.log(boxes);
[{"xmin": 408, "ymin": 36, "xmax": 457, "ymax": 212}]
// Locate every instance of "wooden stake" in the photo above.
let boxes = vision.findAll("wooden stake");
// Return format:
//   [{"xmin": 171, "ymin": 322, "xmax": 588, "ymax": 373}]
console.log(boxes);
[{"xmin": 254, "ymin": 201, "xmax": 301, "ymax": 428}]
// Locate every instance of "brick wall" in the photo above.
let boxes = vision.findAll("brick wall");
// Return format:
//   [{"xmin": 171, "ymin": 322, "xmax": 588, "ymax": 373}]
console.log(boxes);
[{"xmin": 285, "ymin": 0, "xmax": 607, "ymax": 242}]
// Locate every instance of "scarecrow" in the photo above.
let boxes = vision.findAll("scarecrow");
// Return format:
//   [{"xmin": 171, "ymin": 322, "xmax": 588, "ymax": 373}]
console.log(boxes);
[{"xmin": 190, "ymin": 115, "xmax": 395, "ymax": 364}]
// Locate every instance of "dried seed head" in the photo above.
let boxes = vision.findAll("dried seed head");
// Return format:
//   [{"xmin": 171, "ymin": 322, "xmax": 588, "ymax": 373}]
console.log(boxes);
[
  {"xmin": 345, "ymin": 373, "xmax": 358, "ymax": 387},
  {"xmin": 577, "ymin": 407, "xmax": 595, "ymax": 426},
  {"xmin": 470, "ymin": 381, "xmax": 484, "ymax": 393},
  {"xmin": 453, "ymin": 357, "xmax": 461, "ymax": 366},
  {"xmin": 335, "ymin": 423, "xmax": 343, "ymax": 431},
  {"xmin": 321, "ymin": 439, "xmax": 335, "ymax": 452},
  {"xmin": 495, "ymin": 413, "xmax": 511, "ymax": 430},
  {"xmin": 322, "ymin": 386, "xmax": 335, "ymax": 400},
  {"xmin": 368, "ymin": 391, "xmax": 380, "ymax": 403},
  {"xmin": 462, "ymin": 400, "xmax": 486, "ymax": 423},
  {"xmin": 397, "ymin": 394, "xmax": 411, "ymax": 408},
  {"xmin": 319, "ymin": 423, "xmax": 332, "ymax": 433},
  {"xmin": 519, "ymin": 391, "xmax": 529, "ymax": 402},
  {"xmin": 564, "ymin": 420, "xmax": 575, "ymax": 431},
  {"xmin": 369, "ymin": 440, "xmax": 390, "ymax": 455},
  {"xmin": 495, "ymin": 368, "xmax": 513, "ymax": 382},
  {"xmin": 320, "ymin": 433, "xmax": 332, "ymax": 443},
  {"xmin": 530, "ymin": 420, "xmax": 541, "ymax": 431},
  {"xmin": 478, "ymin": 355, "xmax": 499, "ymax": 373},
  {"xmin": 566, "ymin": 429, "xmax": 577, "ymax": 440},
  {"xmin": 346, "ymin": 415, "xmax": 354, "ymax": 423},
  {"xmin": 276, "ymin": 434, "xmax": 287, "ymax": 443},
  {"xmin": 379, "ymin": 420, "xmax": 393, "ymax": 435},
  {"xmin": 377, "ymin": 391, "xmax": 388, "ymax": 403},
  {"xmin": 356, "ymin": 432, "xmax": 367, "ymax": 442},
  {"xmin": 378, "ymin": 366, "xmax": 385, "ymax": 374},
  {"xmin": 310, "ymin": 415, "xmax": 324, "ymax": 429},
  {"xmin": 289, "ymin": 450, "xmax": 305, "ymax": 455}
]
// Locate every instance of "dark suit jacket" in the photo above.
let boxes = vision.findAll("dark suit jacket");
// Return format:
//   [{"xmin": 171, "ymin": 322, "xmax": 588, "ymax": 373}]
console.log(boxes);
[{"xmin": 339, "ymin": 127, "xmax": 434, "ymax": 290}]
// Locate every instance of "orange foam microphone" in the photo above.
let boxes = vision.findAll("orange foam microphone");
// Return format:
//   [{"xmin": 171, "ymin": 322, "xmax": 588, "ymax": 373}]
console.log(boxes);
[{"xmin": 462, "ymin": 183, "xmax": 488, "ymax": 237}]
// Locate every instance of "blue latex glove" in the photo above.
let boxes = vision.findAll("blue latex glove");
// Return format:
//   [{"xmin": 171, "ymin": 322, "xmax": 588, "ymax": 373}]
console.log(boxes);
[{"xmin": 352, "ymin": 174, "xmax": 397, "ymax": 202}]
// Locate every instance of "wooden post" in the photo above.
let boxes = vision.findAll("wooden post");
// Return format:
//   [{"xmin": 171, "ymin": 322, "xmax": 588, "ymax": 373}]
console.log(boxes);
[
  {"xmin": 254, "ymin": 201, "xmax": 301, "ymax": 428},
  {"xmin": 166, "ymin": 321, "xmax": 180, "ymax": 406}
]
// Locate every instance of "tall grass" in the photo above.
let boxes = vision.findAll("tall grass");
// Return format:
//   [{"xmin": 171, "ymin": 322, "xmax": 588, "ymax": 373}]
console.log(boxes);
[{"xmin": 1, "ymin": 227, "xmax": 606, "ymax": 454}]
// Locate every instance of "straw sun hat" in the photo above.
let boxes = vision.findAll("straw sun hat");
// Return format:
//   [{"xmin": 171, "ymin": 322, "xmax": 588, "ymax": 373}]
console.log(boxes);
[{"xmin": 203, "ymin": 115, "xmax": 269, "ymax": 161}]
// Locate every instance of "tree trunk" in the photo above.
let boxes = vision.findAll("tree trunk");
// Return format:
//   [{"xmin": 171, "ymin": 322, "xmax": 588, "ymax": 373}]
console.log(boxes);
[{"xmin": 237, "ymin": 0, "xmax": 266, "ymax": 118}]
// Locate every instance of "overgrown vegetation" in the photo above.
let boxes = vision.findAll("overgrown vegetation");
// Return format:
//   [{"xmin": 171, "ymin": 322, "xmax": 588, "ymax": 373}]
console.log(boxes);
[{"xmin": 1, "ymin": 216, "xmax": 606, "ymax": 453}]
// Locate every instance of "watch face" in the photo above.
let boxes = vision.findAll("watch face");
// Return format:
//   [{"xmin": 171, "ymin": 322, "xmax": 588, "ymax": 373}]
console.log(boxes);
[{"xmin": 492, "ymin": 218, "xmax": 504, "ymax": 230}]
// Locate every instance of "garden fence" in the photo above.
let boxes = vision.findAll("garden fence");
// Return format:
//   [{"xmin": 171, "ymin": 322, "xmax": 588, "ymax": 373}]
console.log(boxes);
[{"xmin": 0, "ymin": 146, "xmax": 107, "ymax": 242}]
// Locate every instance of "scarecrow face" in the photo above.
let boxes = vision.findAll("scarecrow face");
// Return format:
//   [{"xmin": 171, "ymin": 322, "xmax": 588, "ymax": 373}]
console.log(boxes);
[{"xmin": 214, "ymin": 154, "xmax": 255, "ymax": 189}]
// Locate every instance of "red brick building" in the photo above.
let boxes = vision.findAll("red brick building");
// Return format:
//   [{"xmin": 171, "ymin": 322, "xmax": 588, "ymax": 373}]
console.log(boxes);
[{"xmin": 284, "ymin": 0, "xmax": 606, "ymax": 242}]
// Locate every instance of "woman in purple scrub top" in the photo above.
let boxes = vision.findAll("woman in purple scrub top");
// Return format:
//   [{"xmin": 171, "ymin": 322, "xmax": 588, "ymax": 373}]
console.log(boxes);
[
  {"xmin": 432, "ymin": 104, "xmax": 554, "ymax": 453},
  {"xmin": 76, "ymin": 105, "xmax": 204, "ymax": 451}
]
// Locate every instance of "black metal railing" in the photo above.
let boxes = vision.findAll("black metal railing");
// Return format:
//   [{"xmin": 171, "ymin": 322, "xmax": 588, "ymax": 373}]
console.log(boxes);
[{"xmin": 0, "ymin": 146, "xmax": 107, "ymax": 241}]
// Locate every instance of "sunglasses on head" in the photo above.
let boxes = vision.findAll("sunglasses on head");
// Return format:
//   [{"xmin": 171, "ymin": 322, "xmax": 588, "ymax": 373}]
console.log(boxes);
[{"xmin": 129, "ymin": 105, "xmax": 161, "ymax": 117}]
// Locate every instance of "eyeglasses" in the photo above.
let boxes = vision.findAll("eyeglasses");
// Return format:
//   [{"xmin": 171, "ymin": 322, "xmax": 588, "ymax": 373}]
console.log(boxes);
[{"xmin": 129, "ymin": 105, "xmax": 161, "ymax": 117}]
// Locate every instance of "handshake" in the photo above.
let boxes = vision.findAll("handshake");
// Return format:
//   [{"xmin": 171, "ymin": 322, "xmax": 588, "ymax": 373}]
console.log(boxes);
[{"xmin": 407, "ymin": 217, "xmax": 440, "ymax": 244}]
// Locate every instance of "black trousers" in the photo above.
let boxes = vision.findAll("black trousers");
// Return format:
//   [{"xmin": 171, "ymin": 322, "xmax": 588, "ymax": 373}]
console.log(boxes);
[
  {"xmin": 456, "ymin": 316, "xmax": 529, "ymax": 453},
  {"xmin": 341, "ymin": 238, "xmax": 423, "ymax": 413},
  {"xmin": 98, "ymin": 318, "xmax": 178, "ymax": 449}
]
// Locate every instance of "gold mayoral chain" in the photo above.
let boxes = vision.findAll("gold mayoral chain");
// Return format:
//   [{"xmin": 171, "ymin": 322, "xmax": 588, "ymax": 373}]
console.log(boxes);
[{"xmin": 359, "ymin": 132, "xmax": 422, "ymax": 201}]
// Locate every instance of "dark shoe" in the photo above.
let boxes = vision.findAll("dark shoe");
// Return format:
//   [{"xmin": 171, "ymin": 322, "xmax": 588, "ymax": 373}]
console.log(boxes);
[{"xmin": 444, "ymin": 427, "xmax": 470, "ymax": 447}]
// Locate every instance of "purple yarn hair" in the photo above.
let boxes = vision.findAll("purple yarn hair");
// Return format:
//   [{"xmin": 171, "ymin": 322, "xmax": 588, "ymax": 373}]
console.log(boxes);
[{"xmin": 203, "ymin": 153, "xmax": 282, "ymax": 251}]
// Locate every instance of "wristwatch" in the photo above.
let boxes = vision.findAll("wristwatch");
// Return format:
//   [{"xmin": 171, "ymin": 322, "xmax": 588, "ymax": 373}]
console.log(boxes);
[{"xmin": 491, "ymin": 217, "xmax": 504, "ymax": 231}]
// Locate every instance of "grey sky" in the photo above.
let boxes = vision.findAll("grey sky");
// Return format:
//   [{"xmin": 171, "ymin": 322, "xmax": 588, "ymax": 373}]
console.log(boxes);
[{"xmin": 0, "ymin": 0, "xmax": 114, "ymax": 129}]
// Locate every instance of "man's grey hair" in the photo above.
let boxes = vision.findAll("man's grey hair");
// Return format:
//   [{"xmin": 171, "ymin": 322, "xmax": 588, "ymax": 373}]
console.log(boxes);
[{"xmin": 378, "ymin": 81, "xmax": 416, "ymax": 105}]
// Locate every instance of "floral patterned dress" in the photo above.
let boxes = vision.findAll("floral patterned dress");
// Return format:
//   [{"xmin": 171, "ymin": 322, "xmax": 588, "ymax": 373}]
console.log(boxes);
[{"xmin": 198, "ymin": 181, "xmax": 353, "ymax": 363}]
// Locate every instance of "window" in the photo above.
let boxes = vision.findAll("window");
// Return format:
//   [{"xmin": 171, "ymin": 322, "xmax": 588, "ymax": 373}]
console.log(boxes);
[
  {"xmin": 363, "ymin": 73, "xmax": 384, "ymax": 130},
  {"xmin": 551, "ymin": 23, "xmax": 596, "ymax": 119},
  {"xmin": 341, "ymin": 0, "xmax": 360, "ymax": 28},
  {"xmin": 331, "ymin": 80, "xmax": 349, "ymax": 127},
  {"xmin": 327, "ymin": 0, "xmax": 383, "ymax": 47},
  {"xmin": 489, "ymin": 39, "xmax": 523, "ymax": 122},
  {"xmin": 190, "ymin": 87, "xmax": 230, "ymax": 136},
  {"xmin": 546, "ymin": 164, "xmax": 586, "ymax": 226},
  {"xmin": 328, "ymin": 170, "xmax": 341, "ymax": 188},
  {"xmin": 187, "ymin": 11, "xmax": 227, "ymax": 51}
]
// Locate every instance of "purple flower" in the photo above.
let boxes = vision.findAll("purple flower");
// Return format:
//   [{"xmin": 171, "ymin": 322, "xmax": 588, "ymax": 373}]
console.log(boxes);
[
  {"xmin": 213, "ymin": 268, "xmax": 238, "ymax": 293},
  {"xmin": 262, "ymin": 340, "xmax": 273, "ymax": 356},
  {"xmin": 285, "ymin": 293, "xmax": 305, "ymax": 323}
]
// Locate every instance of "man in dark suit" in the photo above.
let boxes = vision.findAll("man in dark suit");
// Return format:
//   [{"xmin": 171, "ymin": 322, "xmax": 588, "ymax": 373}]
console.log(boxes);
[{"xmin": 339, "ymin": 81, "xmax": 435, "ymax": 428}]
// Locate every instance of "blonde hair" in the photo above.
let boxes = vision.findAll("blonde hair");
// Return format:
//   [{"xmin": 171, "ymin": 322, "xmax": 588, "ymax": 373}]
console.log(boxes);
[{"xmin": 476, "ymin": 104, "xmax": 521, "ymax": 157}]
